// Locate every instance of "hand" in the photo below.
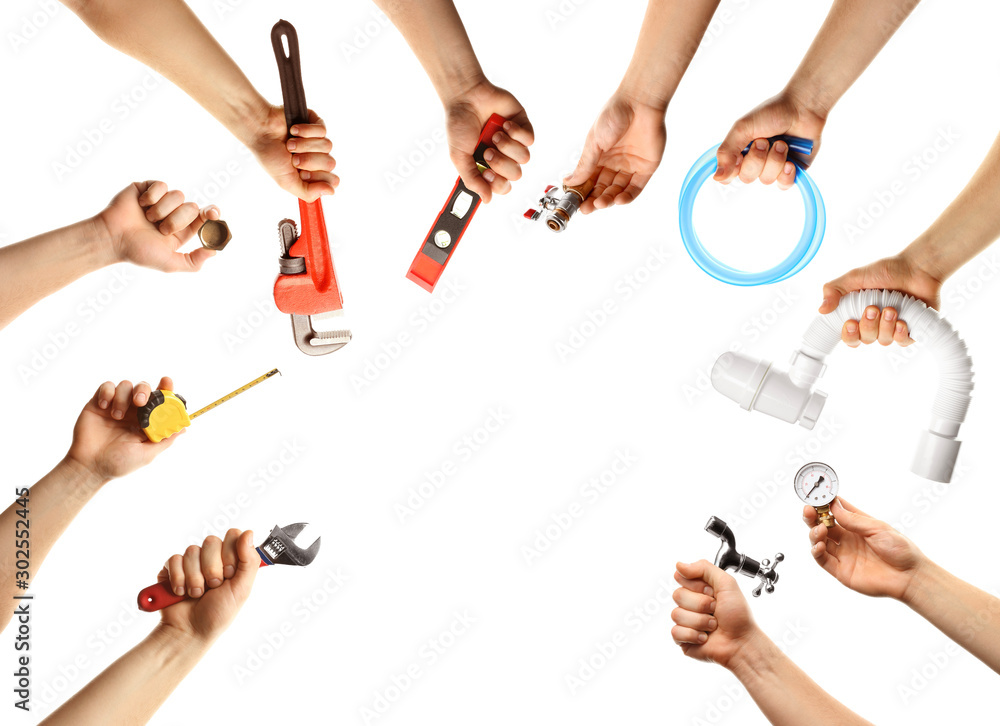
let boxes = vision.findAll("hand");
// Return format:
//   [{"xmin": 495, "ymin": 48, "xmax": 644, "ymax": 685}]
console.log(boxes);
[
  {"xmin": 443, "ymin": 79, "xmax": 533, "ymax": 203},
  {"xmin": 805, "ymin": 498, "xmax": 926, "ymax": 601},
  {"xmin": 158, "ymin": 529, "xmax": 259, "ymax": 641},
  {"xmin": 95, "ymin": 182, "xmax": 220, "ymax": 273},
  {"xmin": 249, "ymin": 105, "xmax": 339, "ymax": 202},
  {"xmin": 564, "ymin": 92, "xmax": 666, "ymax": 214},
  {"xmin": 819, "ymin": 254, "xmax": 944, "ymax": 346},
  {"xmin": 714, "ymin": 92, "xmax": 827, "ymax": 189},
  {"xmin": 671, "ymin": 560, "xmax": 762, "ymax": 669},
  {"xmin": 66, "ymin": 378, "xmax": 179, "ymax": 482}
]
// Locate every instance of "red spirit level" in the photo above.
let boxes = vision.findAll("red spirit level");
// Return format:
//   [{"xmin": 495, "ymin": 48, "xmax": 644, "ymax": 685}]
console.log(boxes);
[{"xmin": 406, "ymin": 114, "xmax": 506, "ymax": 293}]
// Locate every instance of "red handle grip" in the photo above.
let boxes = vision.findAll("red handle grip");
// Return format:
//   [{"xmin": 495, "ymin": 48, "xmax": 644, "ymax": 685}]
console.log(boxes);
[{"xmin": 137, "ymin": 560, "xmax": 269, "ymax": 612}]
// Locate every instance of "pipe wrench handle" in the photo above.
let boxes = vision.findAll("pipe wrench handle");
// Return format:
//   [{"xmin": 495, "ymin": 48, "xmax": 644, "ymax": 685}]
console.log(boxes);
[{"xmin": 271, "ymin": 19, "xmax": 309, "ymax": 129}]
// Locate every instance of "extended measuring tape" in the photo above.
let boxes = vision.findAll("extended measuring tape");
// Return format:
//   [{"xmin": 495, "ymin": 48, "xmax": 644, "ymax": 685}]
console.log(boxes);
[{"xmin": 138, "ymin": 369, "xmax": 280, "ymax": 442}]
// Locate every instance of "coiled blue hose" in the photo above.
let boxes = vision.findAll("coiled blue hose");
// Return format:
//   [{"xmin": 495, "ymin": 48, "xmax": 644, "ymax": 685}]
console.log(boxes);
[{"xmin": 678, "ymin": 136, "xmax": 825, "ymax": 286}]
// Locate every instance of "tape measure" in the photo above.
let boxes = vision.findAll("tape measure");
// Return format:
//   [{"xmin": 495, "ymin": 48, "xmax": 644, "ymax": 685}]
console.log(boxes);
[{"xmin": 138, "ymin": 369, "xmax": 280, "ymax": 442}]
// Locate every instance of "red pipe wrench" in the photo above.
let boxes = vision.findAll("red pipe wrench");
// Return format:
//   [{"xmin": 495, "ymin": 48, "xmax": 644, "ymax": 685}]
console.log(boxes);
[
  {"xmin": 271, "ymin": 20, "xmax": 350, "ymax": 355},
  {"xmin": 406, "ymin": 114, "xmax": 506, "ymax": 293}
]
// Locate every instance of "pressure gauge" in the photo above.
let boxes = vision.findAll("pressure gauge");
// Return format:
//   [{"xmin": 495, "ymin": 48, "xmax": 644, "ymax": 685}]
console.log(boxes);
[{"xmin": 794, "ymin": 462, "xmax": 839, "ymax": 527}]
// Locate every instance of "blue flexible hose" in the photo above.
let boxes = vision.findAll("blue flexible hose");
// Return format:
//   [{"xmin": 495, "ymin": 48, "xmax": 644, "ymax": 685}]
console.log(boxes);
[{"xmin": 678, "ymin": 136, "xmax": 825, "ymax": 286}]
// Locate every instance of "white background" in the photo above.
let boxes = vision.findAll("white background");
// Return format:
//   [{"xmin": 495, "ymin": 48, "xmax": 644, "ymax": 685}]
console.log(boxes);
[{"xmin": 2, "ymin": 0, "xmax": 1000, "ymax": 724}]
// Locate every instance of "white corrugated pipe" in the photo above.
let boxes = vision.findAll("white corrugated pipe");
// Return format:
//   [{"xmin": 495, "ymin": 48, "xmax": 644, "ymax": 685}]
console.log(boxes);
[{"xmin": 711, "ymin": 290, "xmax": 974, "ymax": 483}]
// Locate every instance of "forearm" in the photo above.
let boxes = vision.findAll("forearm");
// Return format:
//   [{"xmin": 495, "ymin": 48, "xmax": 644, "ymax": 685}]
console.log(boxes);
[
  {"xmin": 904, "ymin": 560, "xmax": 1000, "ymax": 674},
  {"xmin": 41, "ymin": 624, "xmax": 210, "ymax": 725},
  {"xmin": 0, "ymin": 459, "xmax": 107, "ymax": 632},
  {"xmin": 729, "ymin": 632, "xmax": 873, "ymax": 726},
  {"xmin": 0, "ymin": 219, "xmax": 112, "ymax": 330},
  {"xmin": 618, "ymin": 0, "xmax": 721, "ymax": 112},
  {"xmin": 901, "ymin": 130, "xmax": 1000, "ymax": 283},
  {"xmin": 786, "ymin": 0, "xmax": 920, "ymax": 117},
  {"xmin": 63, "ymin": 0, "xmax": 268, "ymax": 145},
  {"xmin": 373, "ymin": 0, "xmax": 485, "ymax": 103}
]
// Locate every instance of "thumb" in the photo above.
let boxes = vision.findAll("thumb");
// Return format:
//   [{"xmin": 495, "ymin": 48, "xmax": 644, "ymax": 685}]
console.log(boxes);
[
  {"xmin": 564, "ymin": 134, "xmax": 602, "ymax": 187},
  {"xmin": 230, "ymin": 530, "xmax": 260, "ymax": 602},
  {"xmin": 161, "ymin": 247, "xmax": 216, "ymax": 273},
  {"xmin": 819, "ymin": 268, "xmax": 865, "ymax": 313},
  {"xmin": 831, "ymin": 499, "xmax": 884, "ymax": 537},
  {"xmin": 677, "ymin": 560, "xmax": 731, "ymax": 591},
  {"xmin": 714, "ymin": 118, "xmax": 755, "ymax": 183}
]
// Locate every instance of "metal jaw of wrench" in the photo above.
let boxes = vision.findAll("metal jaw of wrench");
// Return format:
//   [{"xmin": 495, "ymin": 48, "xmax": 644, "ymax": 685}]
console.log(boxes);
[
  {"xmin": 524, "ymin": 178, "xmax": 595, "ymax": 232},
  {"xmin": 705, "ymin": 516, "xmax": 783, "ymax": 597},
  {"xmin": 137, "ymin": 523, "xmax": 321, "ymax": 612},
  {"xmin": 271, "ymin": 19, "xmax": 351, "ymax": 356}
]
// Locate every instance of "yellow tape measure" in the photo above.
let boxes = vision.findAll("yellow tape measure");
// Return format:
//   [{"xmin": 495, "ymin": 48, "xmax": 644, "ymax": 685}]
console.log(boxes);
[{"xmin": 138, "ymin": 369, "xmax": 280, "ymax": 442}]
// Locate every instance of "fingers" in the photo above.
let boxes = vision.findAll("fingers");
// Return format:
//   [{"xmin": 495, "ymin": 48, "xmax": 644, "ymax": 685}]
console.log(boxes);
[
  {"xmin": 144, "ymin": 189, "xmax": 186, "ymax": 228},
  {"xmin": 287, "ymin": 136, "xmax": 332, "ymax": 155},
  {"xmin": 835, "ymin": 496, "xmax": 872, "ymax": 518},
  {"xmin": 810, "ymin": 538, "xmax": 839, "ymax": 574},
  {"xmin": 292, "ymin": 152, "xmax": 337, "ymax": 174},
  {"xmin": 715, "ymin": 118, "xmax": 754, "ymax": 183},
  {"xmin": 759, "ymin": 140, "xmax": 789, "ymax": 185},
  {"xmin": 671, "ymin": 607, "xmax": 718, "ymax": 634},
  {"xmin": 183, "ymin": 544, "xmax": 205, "ymax": 598},
  {"xmin": 502, "ymin": 118, "xmax": 533, "ymax": 148},
  {"xmin": 201, "ymin": 535, "xmax": 224, "ymax": 590},
  {"xmin": 157, "ymin": 201, "xmax": 200, "ymax": 238},
  {"xmin": 166, "ymin": 554, "xmax": 186, "ymax": 597},
  {"xmin": 161, "ymin": 247, "xmax": 217, "ymax": 273},
  {"xmin": 229, "ymin": 530, "xmax": 260, "ymax": 602},
  {"xmin": 878, "ymin": 308, "xmax": 898, "ymax": 345},
  {"xmin": 672, "ymin": 586, "xmax": 715, "ymax": 615},
  {"xmin": 95, "ymin": 381, "xmax": 116, "ymax": 410},
  {"xmin": 482, "ymin": 147, "xmax": 522, "ymax": 183},
  {"xmin": 842, "ymin": 320, "xmax": 860, "ymax": 347},
  {"xmin": 137, "ymin": 180, "xmax": 169, "ymax": 208},
  {"xmin": 802, "ymin": 504, "xmax": 819, "ymax": 527},
  {"xmin": 859, "ymin": 306, "xmax": 880, "ymax": 344},
  {"xmin": 157, "ymin": 376, "xmax": 174, "ymax": 392},
  {"xmin": 289, "ymin": 112, "xmax": 338, "ymax": 200},
  {"xmin": 222, "ymin": 529, "xmax": 241, "ymax": 580},
  {"xmin": 894, "ymin": 320, "xmax": 914, "ymax": 346},
  {"xmin": 831, "ymin": 499, "xmax": 884, "ymax": 536},
  {"xmin": 673, "ymin": 570, "xmax": 714, "ymax": 597},
  {"xmin": 738, "ymin": 139, "xmax": 769, "ymax": 184},
  {"xmin": 491, "ymin": 127, "xmax": 530, "ymax": 165},
  {"xmin": 110, "ymin": 380, "xmax": 134, "ymax": 421},
  {"xmin": 808, "ymin": 523, "xmax": 837, "ymax": 557},
  {"xmin": 565, "ymin": 133, "xmax": 602, "ymax": 188},
  {"xmin": 132, "ymin": 381, "xmax": 152, "ymax": 408},
  {"xmin": 672, "ymin": 624, "xmax": 709, "ymax": 646}
]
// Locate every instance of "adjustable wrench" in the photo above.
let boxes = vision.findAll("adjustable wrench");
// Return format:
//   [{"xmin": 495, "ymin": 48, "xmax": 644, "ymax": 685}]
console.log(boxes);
[
  {"xmin": 271, "ymin": 19, "xmax": 351, "ymax": 355},
  {"xmin": 137, "ymin": 523, "xmax": 321, "ymax": 612}
]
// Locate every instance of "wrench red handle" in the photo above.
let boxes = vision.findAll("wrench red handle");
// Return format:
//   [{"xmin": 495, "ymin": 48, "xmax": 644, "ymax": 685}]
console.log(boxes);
[{"xmin": 137, "ymin": 560, "xmax": 269, "ymax": 613}]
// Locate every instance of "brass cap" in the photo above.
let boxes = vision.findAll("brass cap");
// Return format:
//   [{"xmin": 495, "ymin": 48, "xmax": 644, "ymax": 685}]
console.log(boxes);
[{"xmin": 198, "ymin": 219, "xmax": 232, "ymax": 251}]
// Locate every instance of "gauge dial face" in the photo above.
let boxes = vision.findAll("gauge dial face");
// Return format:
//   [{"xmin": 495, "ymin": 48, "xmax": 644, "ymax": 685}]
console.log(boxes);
[{"xmin": 794, "ymin": 462, "xmax": 839, "ymax": 506}]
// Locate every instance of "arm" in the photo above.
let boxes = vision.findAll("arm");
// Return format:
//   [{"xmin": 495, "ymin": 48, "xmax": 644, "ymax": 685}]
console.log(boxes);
[
  {"xmin": 806, "ymin": 498, "xmax": 1000, "ymax": 675},
  {"xmin": 0, "ymin": 181, "xmax": 216, "ymax": 331},
  {"xmin": 42, "ymin": 530, "xmax": 258, "ymax": 724},
  {"xmin": 716, "ymin": 0, "xmax": 921, "ymax": 187},
  {"xmin": 0, "ymin": 379, "xmax": 176, "ymax": 633},
  {"xmin": 672, "ymin": 560, "xmax": 872, "ymax": 726},
  {"xmin": 817, "ymin": 128, "xmax": 1000, "ymax": 345},
  {"xmin": 373, "ymin": 0, "xmax": 533, "ymax": 203},
  {"xmin": 62, "ymin": 0, "xmax": 336, "ymax": 201},
  {"xmin": 565, "ymin": 0, "xmax": 721, "ymax": 213}
]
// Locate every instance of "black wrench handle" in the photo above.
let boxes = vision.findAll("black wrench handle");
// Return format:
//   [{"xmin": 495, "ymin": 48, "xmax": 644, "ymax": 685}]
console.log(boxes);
[{"xmin": 271, "ymin": 19, "xmax": 309, "ymax": 131}]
